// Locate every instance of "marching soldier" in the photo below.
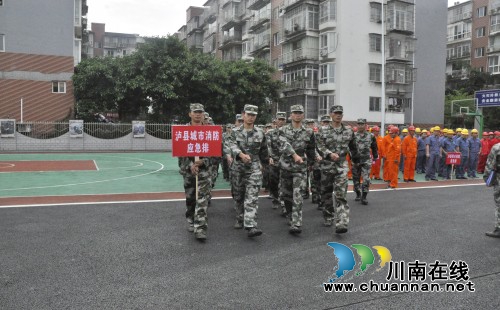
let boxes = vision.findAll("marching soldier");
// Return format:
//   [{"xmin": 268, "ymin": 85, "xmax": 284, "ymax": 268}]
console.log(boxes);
[
  {"xmin": 484, "ymin": 143, "xmax": 500, "ymax": 238},
  {"xmin": 352, "ymin": 118, "xmax": 378, "ymax": 205},
  {"xmin": 304, "ymin": 119, "xmax": 318, "ymax": 200},
  {"xmin": 316, "ymin": 105, "xmax": 360, "ymax": 233},
  {"xmin": 222, "ymin": 124, "xmax": 233, "ymax": 181},
  {"xmin": 278, "ymin": 105, "xmax": 316, "ymax": 234},
  {"xmin": 227, "ymin": 104, "xmax": 269, "ymax": 237},
  {"xmin": 178, "ymin": 103, "xmax": 212, "ymax": 240},
  {"xmin": 267, "ymin": 112, "xmax": 287, "ymax": 210}
]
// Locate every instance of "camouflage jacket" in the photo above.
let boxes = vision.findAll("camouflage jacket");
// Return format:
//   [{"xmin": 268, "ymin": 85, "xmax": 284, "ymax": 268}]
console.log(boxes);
[
  {"xmin": 316, "ymin": 123, "xmax": 360, "ymax": 170},
  {"xmin": 222, "ymin": 132, "xmax": 232, "ymax": 157},
  {"xmin": 266, "ymin": 128, "xmax": 282, "ymax": 162},
  {"xmin": 278, "ymin": 124, "xmax": 316, "ymax": 172},
  {"xmin": 354, "ymin": 132, "xmax": 378, "ymax": 162},
  {"xmin": 177, "ymin": 122, "xmax": 212, "ymax": 177},
  {"xmin": 484, "ymin": 143, "xmax": 500, "ymax": 185},
  {"xmin": 227, "ymin": 125, "xmax": 269, "ymax": 171}
]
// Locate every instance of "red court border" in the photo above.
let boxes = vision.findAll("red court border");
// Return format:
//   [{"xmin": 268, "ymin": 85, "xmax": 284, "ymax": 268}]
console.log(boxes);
[{"xmin": 0, "ymin": 160, "xmax": 97, "ymax": 172}]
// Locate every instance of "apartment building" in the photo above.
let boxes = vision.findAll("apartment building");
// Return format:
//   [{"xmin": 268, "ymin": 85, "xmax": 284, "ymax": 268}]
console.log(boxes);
[
  {"xmin": 177, "ymin": 0, "xmax": 445, "ymax": 125},
  {"xmin": 83, "ymin": 23, "xmax": 145, "ymax": 59},
  {"xmin": 0, "ymin": 0, "xmax": 87, "ymax": 122}
]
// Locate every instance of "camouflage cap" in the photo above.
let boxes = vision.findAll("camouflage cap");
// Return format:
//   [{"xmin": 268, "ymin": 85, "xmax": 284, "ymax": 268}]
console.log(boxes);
[
  {"xmin": 244, "ymin": 104, "xmax": 258, "ymax": 115},
  {"xmin": 320, "ymin": 115, "xmax": 332, "ymax": 122},
  {"xmin": 226, "ymin": 123, "xmax": 233, "ymax": 127},
  {"xmin": 276, "ymin": 112, "xmax": 287, "ymax": 119},
  {"xmin": 330, "ymin": 105, "xmax": 343, "ymax": 113},
  {"xmin": 305, "ymin": 119, "xmax": 315, "ymax": 124},
  {"xmin": 290, "ymin": 104, "xmax": 304, "ymax": 113},
  {"xmin": 190, "ymin": 103, "xmax": 205, "ymax": 112},
  {"xmin": 236, "ymin": 114, "xmax": 243, "ymax": 120},
  {"xmin": 204, "ymin": 112, "xmax": 210, "ymax": 119},
  {"xmin": 265, "ymin": 123, "xmax": 273, "ymax": 128},
  {"xmin": 356, "ymin": 118, "xmax": 366, "ymax": 124}
]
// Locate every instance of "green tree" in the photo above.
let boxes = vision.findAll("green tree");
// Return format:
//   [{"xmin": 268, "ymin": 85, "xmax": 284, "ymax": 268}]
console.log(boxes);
[{"xmin": 73, "ymin": 36, "xmax": 282, "ymax": 124}]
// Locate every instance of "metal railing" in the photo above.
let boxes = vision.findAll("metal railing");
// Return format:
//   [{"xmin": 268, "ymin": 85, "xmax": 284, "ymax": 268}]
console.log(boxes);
[
  {"xmin": 15, "ymin": 122, "xmax": 172, "ymax": 140},
  {"xmin": 281, "ymin": 48, "xmax": 319, "ymax": 64}
]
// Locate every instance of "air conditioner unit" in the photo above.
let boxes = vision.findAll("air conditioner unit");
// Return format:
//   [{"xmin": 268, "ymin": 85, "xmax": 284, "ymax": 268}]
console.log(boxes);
[{"xmin": 320, "ymin": 50, "xmax": 328, "ymax": 57}]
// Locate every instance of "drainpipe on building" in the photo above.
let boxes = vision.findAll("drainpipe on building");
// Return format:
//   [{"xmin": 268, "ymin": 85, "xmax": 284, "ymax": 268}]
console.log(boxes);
[
  {"xmin": 381, "ymin": 0, "xmax": 386, "ymax": 135},
  {"xmin": 411, "ymin": 0, "xmax": 416, "ymax": 126}
]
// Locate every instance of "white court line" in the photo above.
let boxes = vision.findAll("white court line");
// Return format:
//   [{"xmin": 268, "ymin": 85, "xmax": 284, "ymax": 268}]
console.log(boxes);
[
  {"xmin": 0, "ymin": 183, "xmax": 485, "ymax": 208},
  {"xmin": 93, "ymin": 160, "xmax": 99, "ymax": 171},
  {"xmin": 0, "ymin": 155, "xmax": 164, "ymax": 192}
]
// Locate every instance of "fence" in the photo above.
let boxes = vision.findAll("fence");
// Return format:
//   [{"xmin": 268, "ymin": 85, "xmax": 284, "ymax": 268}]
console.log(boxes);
[{"xmin": 0, "ymin": 122, "xmax": 174, "ymax": 152}]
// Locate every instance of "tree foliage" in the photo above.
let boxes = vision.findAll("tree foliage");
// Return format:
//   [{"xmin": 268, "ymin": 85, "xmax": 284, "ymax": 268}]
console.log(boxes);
[
  {"xmin": 73, "ymin": 37, "xmax": 282, "ymax": 124},
  {"xmin": 445, "ymin": 69, "xmax": 500, "ymax": 131}
]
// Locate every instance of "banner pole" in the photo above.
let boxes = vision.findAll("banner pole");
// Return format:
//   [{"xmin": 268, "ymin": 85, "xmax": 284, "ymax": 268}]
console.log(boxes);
[{"xmin": 195, "ymin": 156, "xmax": 199, "ymax": 202}]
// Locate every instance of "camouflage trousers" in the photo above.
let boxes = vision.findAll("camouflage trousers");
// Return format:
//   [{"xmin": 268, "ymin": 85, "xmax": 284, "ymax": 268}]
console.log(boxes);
[
  {"xmin": 232, "ymin": 166, "xmax": 262, "ymax": 228},
  {"xmin": 281, "ymin": 170, "xmax": 306, "ymax": 227},
  {"xmin": 321, "ymin": 164, "xmax": 350, "ymax": 227},
  {"xmin": 268, "ymin": 164, "xmax": 282, "ymax": 207},
  {"xmin": 494, "ymin": 184, "xmax": 500, "ymax": 229},
  {"xmin": 222, "ymin": 157, "xmax": 230, "ymax": 180},
  {"xmin": 183, "ymin": 170, "xmax": 211, "ymax": 233},
  {"xmin": 352, "ymin": 160, "xmax": 372, "ymax": 194},
  {"xmin": 311, "ymin": 167, "xmax": 321, "ymax": 203}
]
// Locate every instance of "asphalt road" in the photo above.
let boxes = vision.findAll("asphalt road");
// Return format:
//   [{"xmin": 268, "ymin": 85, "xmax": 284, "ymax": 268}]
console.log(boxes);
[{"xmin": 0, "ymin": 185, "xmax": 499, "ymax": 310}]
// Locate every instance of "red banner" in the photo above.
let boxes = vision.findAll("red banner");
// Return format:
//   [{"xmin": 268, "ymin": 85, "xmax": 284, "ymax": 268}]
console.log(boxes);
[
  {"xmin": 172, "ymin": 125, "xmax": 222, "ymax": 157},
  {"xmin": 446, "ymin": 152, "xmax": 461, "ymax": 165}
]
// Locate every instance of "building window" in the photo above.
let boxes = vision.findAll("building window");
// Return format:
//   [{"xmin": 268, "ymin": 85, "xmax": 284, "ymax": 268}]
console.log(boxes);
[
  {"xmin": 75, "ymin": 0, "xmax": 82, "ymax": 26},
  {"xmin": 369, "ymin": 33, "xmax": 381, "ymax": 52},
  {"xmin": 370, "ymin": 2, "xmax": 382, "ymax": 23},
  {"xmin": 447, "ymin": 22, "xmax": 471, "ymax": 41},
  {"xmin": 491, "ymin": 14, "xmax": 500, "ymax": 33},
  {"xmin": 0, "ymin": 34, "xmax": 4, "ymax": 52},
  {"xmin": 476, "ymin": 27, "xmax": 486, "ymax": 37},
  {"xmin": 488, "ymin": 56, "xmax": 500, "ymax": 73},
  {"xmin": 0, "ymin": 0, "xmax": 3, "ymax": 6},
  {"xmin": 320, "ymin": 31, "xmax": 337, "ymax": 55},
  {"xmin": 319, "ymin": 63, "xmax": 335, "ymax": 84},
  {"xmin": 319, "ymin": 0, "xmax": 337, "ymax": 24},
  {"xmin": 273, "ymin": 32, "xmax": 280, "ymax": 46},
  {"xmin": 369, "ymin": 97, "xmax": 381, "ymax": 112},
  {"xmin": 475, "ymin": 47, "xmax": 485, "ymax": 58},
  {"xmin": 319, "ymin": 95, "xmax": 335, "ymax": 116},
  {"xmin": 477, "ymin": 6, "xmax": 486, "ymax": 18},
  {"xmin": 52, "ymin": 81, "xmax": 66, "ymax": 93},
  {"xmin": 369, "ymin": 63, "xmax": 382, "ymax": 82},
  {"xmin": 107, "ymin": 50, "xmax": 114, "ymax": 56}
]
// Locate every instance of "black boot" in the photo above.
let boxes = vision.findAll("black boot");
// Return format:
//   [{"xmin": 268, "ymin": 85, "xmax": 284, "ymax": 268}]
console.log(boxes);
[
  {"xmin": 485, "ymin": 228, "xmax": 500, "ymax": 238},
  {"xmin": 361, "ymin": 192, "xmax": 368, "ymax": 205},
  {"xmin": 354, "ymin": 190, "xmax": 361, "ymax": 201}
]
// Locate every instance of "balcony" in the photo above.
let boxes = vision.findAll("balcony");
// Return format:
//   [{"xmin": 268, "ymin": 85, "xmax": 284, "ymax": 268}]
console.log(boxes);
[
  {"xmin": 221, "ymin": 2, "xmax": 245, "ymax": 31},
  {"xmin": 103, "ymin": 42, "xmax": 137, "ymax": 49},
  {"xmin": 282, "ymin": 79, "xmax": 318, "ymax": 92},
  {"xmin": 283, "ymin": 0, "xmax": 305, "ymax": 10},
  {"xmin": 281, "ymin": 48, "xmax": 319, "ymax": 64},
  {"xmin": 385, "ymin": 83, "xmax": 410, "ymax": 95},
  {"xmin": 490, "ymin": 24, "xmax": 500, "ymax": 35},
  {"xmin": 220, "ymin": 33, "xmax": 243, "ymax": 49},
  {"xmin": 447, "ymin": 11, "xmax": 472, "ymax": 24},
  {"xmin": 202, "ymin": 5, "xmax": 218, "ymax": 24},
  {"xmin": 187, "ymin": 16, "xmax": 202, "ymax": 35},
  {"xmin": 447, "ymin": 32, "xmax": 471, "ymax": 42},
  {"xmin": 447, "ymin": 51, "xmax": 471, "ymax": 60},
  {"xmin": 249, "ymin": 9, "xmax": 271, "ymax": 32},
  {"xmin": 386, "ymin": 37, "xmax": 415, "ymax": 62},
  {"xmin": 251, "ymin": 34, "xmax": 271, "ymax": 54},
  {"xmin": 488, "ymin": 45, "xmax": 500, "ymax": 54},
  {"xmin": 248, "ymin": 0, "xmax": 270, "ymax": 11}
]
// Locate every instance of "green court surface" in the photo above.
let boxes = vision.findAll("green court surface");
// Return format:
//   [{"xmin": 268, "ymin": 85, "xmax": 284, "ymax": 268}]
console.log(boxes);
[{"xmin": 0, "ymin": 153, "xmax": 231, "ymax": 198}]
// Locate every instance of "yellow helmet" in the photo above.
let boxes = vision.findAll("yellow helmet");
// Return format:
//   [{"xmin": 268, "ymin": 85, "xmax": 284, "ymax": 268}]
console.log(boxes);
[
  {"xmin": 456, "ymin": 128, "xmax": 462, "ymax": 133},
  {"xmin": 402, "ymin": 128, "xmax": 409, "ymax": 133},
  {"xmin": 461, "ymin": 129, "xmax": 469, "ymax": 135},
  {"xmin": 471, "ymin": 129, "xmax": 478, "ymax": 133},
  {"xmin": 422, "ymin": 129, "xmax": 428, "ymax": 133},
  {"xmin": 434, "ymin": 126, "xmax": 441, "ymax": 131},
  {"xmin": 430, "ymin": 127, "xmax": 435, "ymax": 133},
  {"xmin": 447, "ymin": 129, "xmax": 454, "ymax": 134},
  {"xmin": 415, "ymin": 127, "xmax": 421, "ymax": 133}
]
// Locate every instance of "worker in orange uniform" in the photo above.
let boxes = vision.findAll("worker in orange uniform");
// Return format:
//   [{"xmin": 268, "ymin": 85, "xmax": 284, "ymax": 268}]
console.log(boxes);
[
  {"xmin": 370, "ymin": 126, "xmax": 384, "ymax": 180},
  {"xmin": 383, "ymin": 126, "xmax": 394, "ymax": 182},
  {"xmin": 383, "ymin": 127, "xmax": 401, "ymax": 189},
  {"xmin": 402, "ymin": 126, "xmax": 418, "ymax": 182}
]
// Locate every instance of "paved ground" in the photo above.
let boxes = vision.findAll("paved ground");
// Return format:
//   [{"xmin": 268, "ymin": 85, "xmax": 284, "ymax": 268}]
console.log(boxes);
[{"xmin": 0, "ymin": 185, "xmax": 498, "ymax": 309}]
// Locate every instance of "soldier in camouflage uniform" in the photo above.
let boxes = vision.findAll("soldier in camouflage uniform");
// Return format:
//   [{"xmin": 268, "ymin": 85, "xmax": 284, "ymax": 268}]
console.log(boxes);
[
  {"xmin": 178, "ymin": 103, "xmax": 212, "ymax": 240},
  {"xmin": 278, "ymin": 105, "xmax": 317, "ymax": 234},
  {"xmin": 227, "ymin": 104, "xmax": 269, "ymax": 237},
  {"xmin": 267, "ymin": 112, "xmax": 287, "ymax": 211},
  {"xmin": 352, "ymin": 118, "xmax": 378, "ymax": 205},
  {"xmin": 304, "ymin": 119, "xmax": 317, "ymax": 201},
  {"xmin": 316, "ymin": 105, "xmax": 360, "ymax": 234},
  {"xmin": 484, "ymin": 143, "xmax": 500, "ymax": 238},
  {"xmin": 222, "ymin": 124, "xmax": 233, "ymax": 181},
  {"xmin": 316, "ymin": 115, "xmax": 332, "ymax": 210}
]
